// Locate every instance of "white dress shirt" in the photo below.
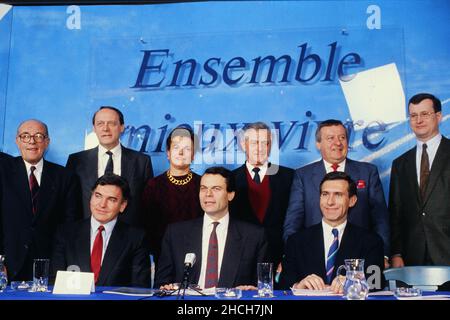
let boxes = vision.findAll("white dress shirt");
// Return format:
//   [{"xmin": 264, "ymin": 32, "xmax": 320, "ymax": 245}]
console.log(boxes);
[
  {"xmin": 415, "ymin": 134, "xmax": 442, "ymax": 185},
  {"xmin": 323, "ymin": 159, "xmax": 346, "ymax": 173},
  {"xmin": 23, "ymin": 158, "xmax": 44, "ymax": 185},
  {"xmin": 90, "ymin": 216, "xmax": 117, "ymax": 265},
  {"xmin": 322, "ymin": 219, "xmax": 347, "ymax": 270},
  {"xmin": 97, "ymin": 144, "xmax": 122, "ymax": 177},
  {"xmin": 246, "ymin": 161, "xmax": 269, "ymax": 182},
  {"xmin": 198, "ymin": 213, "xmax": 229, "ymax": 289}
]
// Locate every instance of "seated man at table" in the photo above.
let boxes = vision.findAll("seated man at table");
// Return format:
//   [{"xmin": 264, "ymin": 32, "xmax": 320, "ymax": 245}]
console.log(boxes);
[
  {"xmin": 155, "ymin": 166, "xmax": 268, "ymax": 290},
  {"xmin": 52, "ymin": 174, "xmax": 151, "ymax": 287},
  {"xmin": 280, "ymin": 172, "xmax": 384, "ymax": 292}
]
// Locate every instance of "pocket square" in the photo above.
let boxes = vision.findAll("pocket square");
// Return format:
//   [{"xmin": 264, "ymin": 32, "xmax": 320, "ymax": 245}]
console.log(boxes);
[{"xmin": 357, "ymin": 180, "xmax": 366, "ymax": 189}]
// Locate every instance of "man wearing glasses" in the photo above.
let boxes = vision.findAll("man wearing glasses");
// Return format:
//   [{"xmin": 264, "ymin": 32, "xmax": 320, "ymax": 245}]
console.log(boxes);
[
  {"xmin": 389, "ymin": 93, "xmax": 449, "ymax": 268},
  {"xmin": 0, "ymin": 119, "xmax": 80, "ymax": 281}
]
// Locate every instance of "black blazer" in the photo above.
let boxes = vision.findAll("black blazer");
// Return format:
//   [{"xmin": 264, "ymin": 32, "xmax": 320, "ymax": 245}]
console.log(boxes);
[
  {"xmin": 154, "ymin": 216, "xmax": 269, "ymax": 288},
  {"xmin": 231, "ymin": 164, "xmax": 294, "ymax": 266},
  {"xmin": 66, "ymin": 145, "xmax": 153, "ymax": 227},
  {"xmin": 389, "ymin": 136, "xmax": 450, "ymax": 265},
  {"xmin": 0, "ymin": 157, "xmax": 81, "ymax": 280},
  {"xmin": 280, "ymin": 222, "xmax": 384, "ymax": 290},
  {"xmin": 51, "ymin": 218, "xmax": 151, "ymax": 287}
]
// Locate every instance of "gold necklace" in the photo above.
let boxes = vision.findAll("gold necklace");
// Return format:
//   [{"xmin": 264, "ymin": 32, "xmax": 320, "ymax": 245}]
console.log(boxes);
[{"xmin": 167, "ymin": 170, "xmax": 193, "ymax": 186}]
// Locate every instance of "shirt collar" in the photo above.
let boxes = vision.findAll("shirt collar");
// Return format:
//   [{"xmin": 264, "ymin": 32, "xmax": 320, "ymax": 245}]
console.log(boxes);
[
  {"xmin": 98, "ymin": 143, "xmax": 122, "ymax": 157},
  {"xmin": 91, "ymin": 215, "xmax": 118, "ymax": 234},
  {"xmin": 323, "ymin": 159, "xmax": 346, "ymax": 171},
  {"xmin": 245, "ymin": 161, "xmax": 269, "ymax": 177},
  {"xmin": 322, "ymin": 219, "xmax": 347, "ymax": 236},
  {"xmin": 23, "ymin": 158, "xmax": 44, "ymax": 173},
  {"xmin": 416, "ymin": 133, "xmax": 442, "ymax": 149},
  {"xmin": 203, "ymin": 212, "xmax": 230, "ymax": 228}
]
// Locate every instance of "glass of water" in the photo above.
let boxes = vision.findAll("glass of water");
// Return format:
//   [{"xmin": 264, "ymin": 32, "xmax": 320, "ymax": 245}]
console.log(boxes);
[
  {"xmin": 0, "ymin": 255, "xmax": 7, "ymax": 292},
  {"xmin": 256, "ymin": 262, "xmax": 274, "ymax": 298},
  {"xmin": 31, "ymin": 259, "xmax": 50, "ymax": 292}
]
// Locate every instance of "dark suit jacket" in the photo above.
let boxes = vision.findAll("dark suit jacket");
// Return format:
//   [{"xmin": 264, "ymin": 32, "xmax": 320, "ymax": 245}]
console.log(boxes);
[
  {"xmin": 280, "ymin": 222, "xmax": 384, "ymax": 289},
  {"xmin": 66, "ymin": 145, "xmax": 153, "ymax": 227},
  {"xmin": 52, "ymin": 218, "xmax": 151, "ymax": 287},
  {"xmin": 389, "ymin": 136, "xmax": 450, "ymax": 265},
  {"xmin": 231, "ymin": 164, "xmax": 294, "ymax": 266},
  {"xmin": 0, "ymin": 152, "xmax": 12, "ymax": 161},
  {"xmin": 283, "ymin": 158, "xmax": 390, "ymax": 256},
  {"xmin": 0, "ymin": 157, "xmax": 81, "ymax": 280},
  {"xmin": 154, "ymin": 216, "xmax": 269, "ymax": 288}
]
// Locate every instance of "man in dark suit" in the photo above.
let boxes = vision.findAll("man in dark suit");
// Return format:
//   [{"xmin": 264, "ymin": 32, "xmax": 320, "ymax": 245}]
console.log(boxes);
[
  {"xmin": 283, "ymin": 119, "xmax": 390, "ymax": 266},
  {"xmin": 231, "ymin": 122, "xmax": 294, "ymax": 268},
  {"xmin": 280, "ymin": 172, "xmax": 384, "ymax": 291},
  {"xmin": 0, "ymin": 119, "xmax": 80, "ymax": 281},
  {"xmin": 390, "ymin": 93, "xmax": 450, "ymax": 267},
  {"xmin": 155, "ymin": 166, "xmax": 268, "ymax": 290},
  {"xmin": 66, "ymin": 106, "xmax": 153, "ymax": 227},
  {"xmin": 52, "ymin": 174, "xmax": 150, "ymax": 287}
]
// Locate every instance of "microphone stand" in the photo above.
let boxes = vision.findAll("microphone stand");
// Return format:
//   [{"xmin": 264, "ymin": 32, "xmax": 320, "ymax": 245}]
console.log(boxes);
[{"xmin": 176, "ymin": 265, "xmax": 206, "ymax": 299}]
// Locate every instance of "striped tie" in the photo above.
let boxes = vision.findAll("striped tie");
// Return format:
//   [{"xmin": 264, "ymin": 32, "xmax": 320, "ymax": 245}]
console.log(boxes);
[{"xmin": 326, "ymin": 228, "xmax": 339, "ymax": 284}]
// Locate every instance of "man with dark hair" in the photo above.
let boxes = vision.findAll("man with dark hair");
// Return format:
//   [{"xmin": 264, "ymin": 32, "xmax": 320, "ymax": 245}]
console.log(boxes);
[
  {"xmin": 0, "ymin": 119, "xmax": 80, "ymax": 281},
  {"xmin": 66, "ymin": 106, "xmax": 153, "ymax": 227},
  {"xmin": 52, "ymin": 173, "xmax": 151, "ymax": 287},
  {"xmin": 280, "ymin": 172, "xmax": 384, "ymax": 291},
  {"xmin": 390, "ymin": 93, "xmax": 449, "ymax": 267},
  {"xmin": 155, "ymin": 166, "xmax": 268, "ymax": 289},
  {"xmin": 231, "ymin": 121, "xmax": 294, "ymax": 269},
  {"xmin": 284, "ymin": 119, "xmax": 390, "ymax": 266}
]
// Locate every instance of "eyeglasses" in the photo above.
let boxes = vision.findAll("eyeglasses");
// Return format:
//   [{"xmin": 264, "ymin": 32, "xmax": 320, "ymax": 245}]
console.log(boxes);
[
  {"xmin": 409, "ymin": 111, "xmax": 436, "ymax": 121},
  {"xmin": 18, "ymin": 133, "xmax": 47, "ymax": 143}
]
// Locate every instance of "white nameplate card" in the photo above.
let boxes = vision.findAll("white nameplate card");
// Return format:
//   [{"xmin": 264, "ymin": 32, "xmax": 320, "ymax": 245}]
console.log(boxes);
[{"xmin": 53, "ymin": 271, "xmax": 95, "ymax": 295}]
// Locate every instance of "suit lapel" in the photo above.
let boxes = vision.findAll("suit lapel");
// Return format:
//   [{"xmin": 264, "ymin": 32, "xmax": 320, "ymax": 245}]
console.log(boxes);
[
  {"xmin": 186, "ymin": 219, "xmax": 203, "ymax": 285},
  {"xmin": 83, "ymin": 147, "xmax": 99, "ymax": 186},
  {"xmin": 97, "ymin": 221, "xmax": 127, "ymax": 285},
  {"xmin": 219, "ymin": 219, "xmax": 243, "ymax": 287},
  {"xmin": 404, "ymin": 148, "xmax": 421, "ymax": 204},
  {"xmin": 75, "ymin": 220, "xmax": 92, "ymax": 272},
  {"xmin": 311, "ymin": 224, "xmax": 327, "ymax": 279},
  {"xmin": 312, "ymin": 161, "xmax": 326, "ymax": 193},
  {"xmin": 12, "ymin": 158, "xmax": 33, "ymax": 217},
  {"xmin": 120, "ymin": 146, "xmax": 133, "ymax": 182},
  {"xmin": 36, "ymin": 161, "xmax": 55, "ymax": 219},
  {"xmin": 422, "ymin": 138, "xmax": 449, "ymax": 205}
]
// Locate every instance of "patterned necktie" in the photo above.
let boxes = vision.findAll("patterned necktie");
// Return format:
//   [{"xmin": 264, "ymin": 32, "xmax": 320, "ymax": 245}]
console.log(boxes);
[
  {"xmin": 326, "ymin": 228, "xmax": 339, "ymax": 284},
  {"xmin": 204, "ymin": 222, "xmax": 220, "ymax": 288},
  {"xmin": 91, "ymin": 225, "xmax": 105, "ymax": 284},
  {"xmin": 331, "ymin": 163, "xmax": 339, "ymax": 172},
  {"xmin": 419, "ymin": 143, "xmax": 430, "ymax": 200},
  {"xmin": 252, "ymin": 167, "xmax": 261, "ymax": 184},
  {"xmin": 29, "ymin": 166, "xmax": 39, "ymax": 215},
  {"xmin": 105, "ymin": 151, "xmax": 114, "ymax": 175}
]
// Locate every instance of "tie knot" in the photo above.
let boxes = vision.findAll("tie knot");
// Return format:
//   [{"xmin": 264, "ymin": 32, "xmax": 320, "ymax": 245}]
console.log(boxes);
[
  {"xmin": 252, "ymin": 167, "xmax": 260, "ymax": 174},
  {"xmin": 98, "ymin": 225, "xmax": 105, "ymax": 232},
  {"xmin": 106, "ymin": 151, "xmax": 113, "ymax": 157},
  {"xmin": 331, "ymin": 163, "xmax": 339, "ymax": 172},
  {"xmin": 422, "ymin": 143, "xmax": 428, "ymax": 150},
  {"xmin": 30, "ymin": 166, "xmax": 36, "ymax": 173},
  {"xmin": 332, "ymin": 228, "xmax": 338, "ymax": 237}
]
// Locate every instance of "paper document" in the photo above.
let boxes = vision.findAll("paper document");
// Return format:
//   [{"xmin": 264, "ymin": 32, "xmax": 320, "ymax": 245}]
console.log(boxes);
[{"xmin": 291, "ymin": 287, "xmax": 342, "ymax": 296}]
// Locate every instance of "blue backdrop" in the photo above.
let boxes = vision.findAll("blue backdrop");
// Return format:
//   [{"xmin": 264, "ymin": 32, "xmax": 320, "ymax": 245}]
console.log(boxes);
[{"xmin": 0, "ymin": 1, "xmax": 449, "ymax": 199}]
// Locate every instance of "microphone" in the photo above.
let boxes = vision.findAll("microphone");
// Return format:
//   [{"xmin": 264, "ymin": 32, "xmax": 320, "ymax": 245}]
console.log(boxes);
[
  {"xmin": 181, "ymin": 253, "xmax": 196, "ymax": 291},
  {"xmin": 184, "ymin": 253, "xmax": 196, "ymax": 269}
]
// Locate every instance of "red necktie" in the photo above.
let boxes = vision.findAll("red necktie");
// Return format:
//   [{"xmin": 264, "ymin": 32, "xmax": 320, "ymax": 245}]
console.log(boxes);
[
  {"xmin": 29, "ymin": 166, "xmax": 39, "ymax": 215},
  {"xmin": 331, "ymin": 163, "xmax": 339, "ymax": 172},
  {"xmin": 419, "ymin": 143, "xmax": 430, "ymax": 200},
  {"xmin": 204, "ymin": 222, "xmax": 219, "ymax": 288},
  {"xmin": 91, "ymin": 225, "xmax": 105, "ymax": 283}
]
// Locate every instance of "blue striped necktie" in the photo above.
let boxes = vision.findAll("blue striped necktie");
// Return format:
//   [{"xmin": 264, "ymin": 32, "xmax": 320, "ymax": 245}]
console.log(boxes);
[{"xmin": 326, "ymin": 228, "xmax": 339, "ymax": 284}]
